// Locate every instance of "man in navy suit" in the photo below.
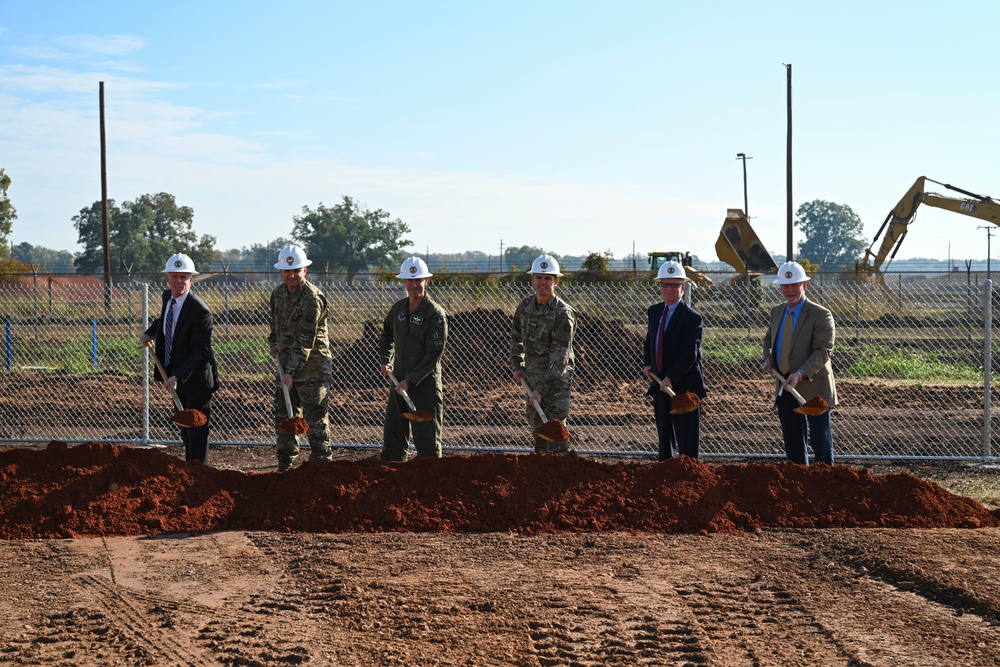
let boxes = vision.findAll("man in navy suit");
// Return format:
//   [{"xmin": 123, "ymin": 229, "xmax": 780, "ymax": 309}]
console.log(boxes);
[
  {"xmin": 642, "ymin": 261, "xmax": 707, "ymax": 460},
  {"xmin": 140, "ymin": 253, "xmax": 219, "ymax": 464}
]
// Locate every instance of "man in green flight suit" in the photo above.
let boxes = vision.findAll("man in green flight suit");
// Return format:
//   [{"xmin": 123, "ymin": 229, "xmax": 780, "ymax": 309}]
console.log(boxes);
[
  {"xmin": 379, "ymin": 256, "xmax": 449, "ymax": 461},
  {"xmin": 268, "ymin": 244, "xmax": 333, "ymax": 471},
  {"xmin": 510, "ymin": 254, "xmax": 576, "ymax": 453}
]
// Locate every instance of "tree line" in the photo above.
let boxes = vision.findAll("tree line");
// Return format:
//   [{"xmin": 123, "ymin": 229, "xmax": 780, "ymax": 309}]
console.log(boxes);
[{"xmin": 1, "ymin": 166, "xmax": 872, "ymax": 277}]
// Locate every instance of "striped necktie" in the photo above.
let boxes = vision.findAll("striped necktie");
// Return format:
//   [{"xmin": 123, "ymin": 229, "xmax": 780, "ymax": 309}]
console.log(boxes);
[
  {"xmin": 778, "ymin": 308, "xmax": 793, "ymax": 374},
  {"xmin": 164, "ymin": 299, "xmax": 176, "ymax": 366}
]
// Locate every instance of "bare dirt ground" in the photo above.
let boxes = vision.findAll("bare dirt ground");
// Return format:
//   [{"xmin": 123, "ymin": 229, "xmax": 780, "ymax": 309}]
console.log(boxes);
[{"xmin": 2, "ymin": 444, "xmax": 1000, "ymax": 666}]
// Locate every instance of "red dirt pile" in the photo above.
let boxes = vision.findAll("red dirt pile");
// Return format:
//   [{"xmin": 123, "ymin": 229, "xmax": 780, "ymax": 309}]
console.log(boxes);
[{"xmin": 1, "ymin": 442, "xmax": 997, "ymax": 539}]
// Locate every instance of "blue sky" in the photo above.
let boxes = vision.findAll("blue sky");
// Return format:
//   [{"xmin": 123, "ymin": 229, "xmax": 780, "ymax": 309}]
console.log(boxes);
[{"xmin": 2, "ymin": 0, "xmax": 999, "ymax": 265}]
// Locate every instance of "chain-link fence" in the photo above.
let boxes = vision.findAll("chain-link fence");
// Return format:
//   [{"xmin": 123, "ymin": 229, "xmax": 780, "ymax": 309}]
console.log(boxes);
[{"xmin": 1, "ymin": 274, "xmax": 997, "ymax": 460}]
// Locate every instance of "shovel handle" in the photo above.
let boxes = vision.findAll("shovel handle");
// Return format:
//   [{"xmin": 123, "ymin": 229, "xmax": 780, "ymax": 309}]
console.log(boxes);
[
  {"xmin": 388, "ymin": 371, "xmax": 420, "ymax": 413},
  {"xmin": 769, "ymin": 368, "xmax": 807, "ymax": 406},
  {"xmin": 275, "ymin": 356, "xmax": 295, "ymax": 418},
  {"xmin": 148, "ymin": 348, "xmax": 186, "ymax": 413},
  {"xmin": 646, "ymin": 371, "xmax": 678, "ymax": 398},
  {"xmin": 519, "ymin": 376, "xmax": 550, "ymax": 422}
]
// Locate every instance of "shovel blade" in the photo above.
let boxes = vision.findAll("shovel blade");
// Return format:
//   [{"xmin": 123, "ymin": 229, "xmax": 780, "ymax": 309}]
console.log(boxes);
[
  {"xmin": 793, "ymin": 396, "xmax": 830, "ymax": 416},
  {"xmin": 536, "ymin": 419, "xmax": 570, "ymax": 443},
  {"xmin": 278, "ymin": 416, "xmax": 310, "ymax": 435},
  {"xmin": 402, "ymin": 410, "xmax": 434, "ymax": 423},
  {"xmin": 171, "ymin": 409, "xmax": 207, "ymax": 429},
  {"xmin": 668, "ymin": 392, "xmax": 701, "ymax": 415}
]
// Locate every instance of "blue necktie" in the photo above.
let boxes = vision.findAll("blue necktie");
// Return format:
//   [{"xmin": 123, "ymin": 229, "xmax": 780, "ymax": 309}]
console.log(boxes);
[{"xmin": 164, "ymin": 299, "xmax": 176, "ymax": 366}]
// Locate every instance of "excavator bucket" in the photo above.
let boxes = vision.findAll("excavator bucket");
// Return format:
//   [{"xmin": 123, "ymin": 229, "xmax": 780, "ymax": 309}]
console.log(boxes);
[{"xmin": 715, "ymin": 209, "xmax": 778, "ymax": 279}]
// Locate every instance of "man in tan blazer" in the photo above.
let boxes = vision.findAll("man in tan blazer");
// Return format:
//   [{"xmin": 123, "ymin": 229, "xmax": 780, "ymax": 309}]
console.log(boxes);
[{"xmin": 762, "ymin": 261, "xmax": 836, "ymax": 465}]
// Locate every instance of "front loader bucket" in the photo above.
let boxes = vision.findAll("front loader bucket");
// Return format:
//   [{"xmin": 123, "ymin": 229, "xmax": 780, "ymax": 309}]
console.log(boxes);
[{"xmin": 715, "ymin": 209, "xmax": 778, "ymax": 277}]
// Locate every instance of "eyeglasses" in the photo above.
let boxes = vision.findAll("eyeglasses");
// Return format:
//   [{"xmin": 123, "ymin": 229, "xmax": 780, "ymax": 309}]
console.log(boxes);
[{"xmin": 655, "ymin": 282, "xmax": 683, "ymax": 290}]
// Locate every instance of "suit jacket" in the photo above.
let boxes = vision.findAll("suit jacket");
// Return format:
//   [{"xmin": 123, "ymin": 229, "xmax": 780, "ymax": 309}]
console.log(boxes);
[
  {"xmin": 643, "ymin": 299, "xmax": 706, "ymax": 398},
  {"xmin": 143, "ymin": 288, "xmax": 219, "ymax": 409},
  {"xmin": 762, "ymin": 299, "xmax": 837, "ymax": 406}
]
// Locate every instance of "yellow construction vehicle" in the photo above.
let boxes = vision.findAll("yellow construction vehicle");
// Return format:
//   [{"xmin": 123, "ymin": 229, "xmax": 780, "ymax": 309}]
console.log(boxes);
[
  {"xmin": 857, "ymin": 176, "xmax": 1000, "ymax": 283},
  {"xmin": 647, "ymin": 251, "xmax": 714, "ymax": 289},
  {"xmin": 715, "ymin": 208, "xmax": 778, "ymax": 283}
]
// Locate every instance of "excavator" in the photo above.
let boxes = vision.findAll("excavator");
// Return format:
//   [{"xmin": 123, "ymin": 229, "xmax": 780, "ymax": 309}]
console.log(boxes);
[
  {"xmin": 715, "ymin": 208, "xmax": 778, "ymax": 283},
  {"xmin": 647, "ymin": 209, "xmax": 778, "ymax": 290},
  {"xmin": 856, "ymin": 176, "xmax": 1000, "ymax": 283}
]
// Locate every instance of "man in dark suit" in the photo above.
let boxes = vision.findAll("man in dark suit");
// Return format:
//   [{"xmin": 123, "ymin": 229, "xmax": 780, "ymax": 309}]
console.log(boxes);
[
  {"xmin": 643, "ymin": 261, "xmax": 707, "ymax": 460},
  {"xmin": 762, "ymin": 261, "xmax": 836, "ymax": 465},
  {"xmin": 140, "ymin": 253, "xmax": 219, "ymax": 464}
]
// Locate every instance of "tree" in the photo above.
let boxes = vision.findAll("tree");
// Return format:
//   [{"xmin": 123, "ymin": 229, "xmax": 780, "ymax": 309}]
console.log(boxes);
[
  {"xmin": 794, "ymin": 200, "xmax": 866, "ymax": 271},
  {"xmin": 73, "ymin": 193, "xmax": 217, "ymax": 274},
  {"xmin": 0, "ymin": 169, "xmax": 17, "ymax": 257},
  {"xmin": 581, "ymin": 250, "xmax": 613, "ymax": 272},
  {"xmin": 292, "ymin": 196, "xmax": 411, "ymax": 283},
  {"xmin": 503, "ymin": 245, "xmax": 549, "ymax": 273},
  {"xmin": 11, "ymin": 243, "xmax": 75, "ymax": 272}
]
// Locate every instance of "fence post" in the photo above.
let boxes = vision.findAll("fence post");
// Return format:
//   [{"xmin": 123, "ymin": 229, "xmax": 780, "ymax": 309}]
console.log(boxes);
[
  {"xmin": 4, "ymin": 321, "xmax": 10, "ymax": 371},
  {"xmin": 984, "ymin": 279, "xmax": 993, "ymax": 462},
  {"xmin": 91, "ymin": 318, "xmax": 98, "ymax": 370},
  {"xmin": 142, "ymin": 284, "xmax": 150, "ymax": 446}
]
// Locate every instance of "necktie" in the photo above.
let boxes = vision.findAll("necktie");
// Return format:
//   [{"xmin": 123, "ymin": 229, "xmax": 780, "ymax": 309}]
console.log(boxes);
[
  {"xmin": 778, "ymin": 309, "xmax": 793, "ymax": 374},
  {"xmin": 164, "ymin": 299, "xmax": 176, "ymax": 366},
  {"xmin": 655, "ymin": 306, "xmax": 669, "ymax": 371}
]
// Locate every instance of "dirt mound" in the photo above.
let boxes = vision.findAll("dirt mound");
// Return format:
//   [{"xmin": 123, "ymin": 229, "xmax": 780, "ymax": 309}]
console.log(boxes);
[{"xmin": 1, "ymin": 442, "xmax": 996, "ymax": 539}]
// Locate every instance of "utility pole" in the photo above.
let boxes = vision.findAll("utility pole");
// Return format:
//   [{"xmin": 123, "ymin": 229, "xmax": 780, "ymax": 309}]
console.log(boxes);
[
  {"xmin": 736, "ymin": 153, "xmax": 752, "ymax": 218},
  {"xmin": 784, "ymin": 63, "xmax": 794, "ymax": 262},
  {"xmin": 99, "ymin": 81, "xmax": 112, "ymax": 312},
  {"xmin": 499, "ymin": 239, "xmax": 504, "ymax": 273},
  {"xmin": 980, "ymin": 226, "xmax": 994, "ymax": 282}
]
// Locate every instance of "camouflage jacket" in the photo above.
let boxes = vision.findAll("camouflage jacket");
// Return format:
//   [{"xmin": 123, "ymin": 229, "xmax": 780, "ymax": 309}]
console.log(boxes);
[
  {"xmin": 509, "ymin": 293, "xmax": 576, "ymax": 395},
  {"xmin": 268, "ymin": 279, "xmax": 331, "ymax": 381},
  {"xmin": 379, "ymin": 296, "xmax": 448, "ymax": 388}
]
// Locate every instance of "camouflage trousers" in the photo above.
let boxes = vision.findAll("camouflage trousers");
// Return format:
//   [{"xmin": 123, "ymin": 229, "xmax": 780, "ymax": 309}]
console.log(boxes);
[
  {"xmin": 272, "ymin": 381, "xmax": 332, "ymax": 470},
  {"xmin": 524, "ymin": 381, "xmax": 572, "ymax": 453}
]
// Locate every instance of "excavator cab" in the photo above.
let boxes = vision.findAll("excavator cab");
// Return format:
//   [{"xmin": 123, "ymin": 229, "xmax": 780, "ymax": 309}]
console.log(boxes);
[{"xmin": 715, "ymin": 209, "xmax": 778, "ymax": 283}]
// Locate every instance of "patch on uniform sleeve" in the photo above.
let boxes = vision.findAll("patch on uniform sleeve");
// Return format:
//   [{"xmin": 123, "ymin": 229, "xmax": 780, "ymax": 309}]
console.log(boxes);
[
  {"xmin": 436, "ymin": 316, "xmax": 445, "ymax": 329},
  {"xmin": 434, "ymin": 331, "xmax": 444, "ymax": 348},
  {"xmin": 563, "ymin": 322, "xmax": 571, "ymax": 333}
]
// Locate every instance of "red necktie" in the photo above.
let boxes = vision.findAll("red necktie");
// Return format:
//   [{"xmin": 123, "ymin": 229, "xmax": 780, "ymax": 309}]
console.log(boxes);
[{"xmin": 655, "ymin": 306, "xmax": 669, "ymax": 371}]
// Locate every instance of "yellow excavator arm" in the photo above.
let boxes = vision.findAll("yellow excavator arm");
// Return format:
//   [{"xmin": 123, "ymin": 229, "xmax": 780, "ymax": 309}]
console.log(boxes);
[{"xmin": 861, "ymin": 176, "xmax": 1000, "ymax": 278}]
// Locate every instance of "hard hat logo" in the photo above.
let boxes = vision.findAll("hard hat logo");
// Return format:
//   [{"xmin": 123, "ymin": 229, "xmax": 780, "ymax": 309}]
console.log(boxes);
[
  {"xmin": 784, "ymin": 271, "xmax": 793, "ymax": 279},
  {"xmin": 540, "ymin": 262, "xmax": 549, "ymax": 270},
  {"xmin": 174, "ymin": 260, "xmax": 182, "ymax": 268}
]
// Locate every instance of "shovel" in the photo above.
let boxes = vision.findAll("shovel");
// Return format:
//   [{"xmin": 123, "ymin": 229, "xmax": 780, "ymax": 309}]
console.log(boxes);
[
  {"xmin": 647, "ymin": 371, "xmax": 701, "ymax": 415},
  {"xmin": 769, "ymin": 368, "xmax": 830, "ymax": 416},
  {"xmin": 386, "ymin": 371, "xmax": 434, "ymax": 422},
  {"xmin": 519, "ymin": 376, "xmax": 570, "ymax": 443},
  {"xmin": 274, "ymin": 356, "xmax": 309, "ymax": 435},
  {"xmin": 148, "ymin": 351, "xmax": 206, "ymax": 428}
]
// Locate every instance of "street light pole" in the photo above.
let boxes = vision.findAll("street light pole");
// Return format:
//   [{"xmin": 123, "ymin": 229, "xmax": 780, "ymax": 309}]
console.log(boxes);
[{"xmin": 736, "ymin": 153, "xmax": 752, "ymax": 218}]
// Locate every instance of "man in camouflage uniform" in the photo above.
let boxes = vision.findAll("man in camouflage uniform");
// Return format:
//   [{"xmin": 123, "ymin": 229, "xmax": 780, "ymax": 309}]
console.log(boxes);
[
  {"xmin": 510, "ymin": 254, "xmax": 576, "ymax": 452},
  {"xmin": 379, "ymin": 257, "xmax": 448, "ymax": 461},
  {"xmin": 268, "ymin": 244, "xmax": 333, "ymax": 471}
]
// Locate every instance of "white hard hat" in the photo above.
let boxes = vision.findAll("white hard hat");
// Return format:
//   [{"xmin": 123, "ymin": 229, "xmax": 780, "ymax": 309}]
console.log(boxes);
[
  {"xmin": 528, "ymin": 254, "xmax": 562, "ymax": 276},
  {"xmin": 396, "ymin": 256, "xmax": 433, "ymax": 279},
  {"xmin": 274, "ymin": 244, "xmax": 312, "ymax": 270},
  {"xmin": 774, "ymin": 261, "xmax": 810, "ymax": 285},
  {"xmin": 656, "ymin": 261, "xmax": 688, "ymax": 282},
  {"xmin": 162, "ymin": 253, "xmax": 198, "ymax": 275}
]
